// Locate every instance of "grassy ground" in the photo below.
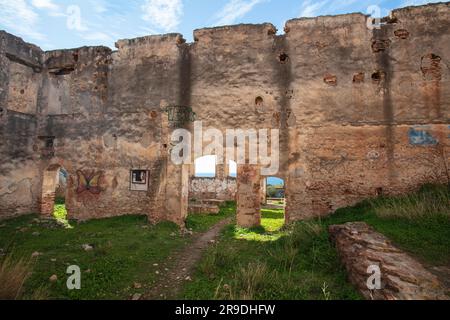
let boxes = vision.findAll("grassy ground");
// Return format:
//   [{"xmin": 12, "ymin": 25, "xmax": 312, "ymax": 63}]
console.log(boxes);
[
  {"xmin": 181, "ymin": 208, "xmax": 361, "ymax": 300},
  {"xmin": 186, "ymin": 201, "xmax": 236, "ymax": 232},
  {"xmin": 1, "ymin": 185, "xmax": 448, "ymax": 300},
  {"xmin": 181, "ymin": 184, "xmax": 449, "ymax": 300},
  {"xmin": 0, "ymin": 212, "xmax": 190, "ymax": 300}
]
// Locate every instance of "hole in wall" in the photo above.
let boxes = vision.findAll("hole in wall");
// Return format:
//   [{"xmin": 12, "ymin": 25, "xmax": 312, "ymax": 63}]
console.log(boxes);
[
  {"xmin": 371, "ymin": 71, "xmax": 385, "ymax": 83},
  {"xmin": 73, "ymin": 52, "xmax": 79, "ymax": 62},
  {"xmin": 20, "ymin": 89, "xmax": 25, "ymax": 94},
  {"xmin": 421, "ymin": 53, "xmax": 441, "ymax": 81},
  {"xmin": 49, "ymin": 67, "xmax": 75, "ymax": 76},
  {"xmin": 323, "ymin": 74, "xmax": 337, "ymax": 86},
  {"xmin": 278, "ymin": 53, "xmax": 289, "ymax": 64},
  {"xmin": 255, "ymin": 96, "xmax": 264, "ymax": 107},
  {"xmin": 394, "ymin": 29, "xmax": 410, "ymax": 39},
  {"xmin": 0, "ymin": 107, "xmax": 4, "ymax": 117},
  {"xmin": 371, "ymin": 39, "xmax": 391, "ymax": 53},
  {"xmin": 376, "ymin": 187, "xmax": 383, "ymax": 196},
  {"xmin": 353, "ymin": 73, "xmax": 365, "ymax": 83}
]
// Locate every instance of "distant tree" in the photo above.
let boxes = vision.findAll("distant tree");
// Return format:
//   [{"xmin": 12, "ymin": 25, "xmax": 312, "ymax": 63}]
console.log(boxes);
[{"xmin": 267, "ymin": 185, "xmax": 278, "ymax": 198}]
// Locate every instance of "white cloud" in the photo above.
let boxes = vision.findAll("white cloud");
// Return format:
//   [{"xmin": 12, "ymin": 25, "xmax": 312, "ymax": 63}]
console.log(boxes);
[
  {"xmin": 0, "ymin": 0, "xmax": 45, "ymax": 40},
  {"xmin": 299, "ymin": 0, "xmax": 329, "ymax": 17},
  {"xmin": 141, "ymin": 0, "xmax": 183, "ymax": 32},
  {"xmin": 31, "ymin": 0, "xmax": 58, "ymax": 11},
  {"xmin": 214, "ymin": 0, "xmax": 265, "ymax": 26},
  {"xmin": 31, "ymin": 0, "xmax": 64, "ymax": 17}
]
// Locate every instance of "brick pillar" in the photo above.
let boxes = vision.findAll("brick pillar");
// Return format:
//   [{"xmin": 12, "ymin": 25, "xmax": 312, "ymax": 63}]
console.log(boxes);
[
  {"xmin": 40, "ymin": 168, "xmax": 59, "ymax": 217},
  {"xmin": 236, "ymin": 164, "xmax": 261, "ymax": 227}
]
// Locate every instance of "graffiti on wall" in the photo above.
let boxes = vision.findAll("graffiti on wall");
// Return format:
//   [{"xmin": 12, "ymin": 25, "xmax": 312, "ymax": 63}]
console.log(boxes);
[
  {"xmin": 76, "ymin": 170, "xmax": 104, "ymax": 195},
  {"xmin": 408, "ymin": 126, "xmax": 438, "ymax": 146}
]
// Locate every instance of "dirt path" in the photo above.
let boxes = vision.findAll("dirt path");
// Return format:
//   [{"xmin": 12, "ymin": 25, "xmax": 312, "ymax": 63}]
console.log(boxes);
[{"xmin": 142, "ymin": 217, "xmax": 232, "ymax": 300}]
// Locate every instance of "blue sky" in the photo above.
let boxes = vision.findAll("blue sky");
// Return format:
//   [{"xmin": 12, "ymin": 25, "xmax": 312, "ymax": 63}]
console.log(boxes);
[{"xmin": 0, "ymin": 0, "xmax": 441, "ymax": 51}]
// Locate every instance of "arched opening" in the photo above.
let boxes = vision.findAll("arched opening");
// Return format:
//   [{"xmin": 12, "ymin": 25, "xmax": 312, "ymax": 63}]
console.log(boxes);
[
  {"xmin": 40, "ymin": 165, "xmax": 69, "ymax": 225},
  {"xmin": 228, "ymin": 160, "xmax": 237, "ymax": 178},
  {"xmin": 262, "ymin": 176, "xmax": 286, "ymax": 230},
  {"xmin": 194, "ymin": 155, "xmax": 216, "ymax": 178}
]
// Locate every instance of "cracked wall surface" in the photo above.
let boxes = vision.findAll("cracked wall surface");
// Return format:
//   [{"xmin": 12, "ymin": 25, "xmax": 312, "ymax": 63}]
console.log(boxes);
[{"xmin": 0, "ymin": 3, "xmax": 449, "ymax": 224}]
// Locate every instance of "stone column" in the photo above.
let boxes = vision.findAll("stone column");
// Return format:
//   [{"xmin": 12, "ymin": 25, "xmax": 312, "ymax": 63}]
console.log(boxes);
[
  {"xmin": 260, "ymin": 177, "xmax": 267, "ymax": 205},
  {"xmin": 236, "ymin": 164, "xmax": 261, "ymax": 227},
  {"xmin": 164, "ymin": 161, "xmax": 189, "ymax": 226},
  {"xmin": 216, "ymin": 163, "xmax": 225, "ymax": 180}
]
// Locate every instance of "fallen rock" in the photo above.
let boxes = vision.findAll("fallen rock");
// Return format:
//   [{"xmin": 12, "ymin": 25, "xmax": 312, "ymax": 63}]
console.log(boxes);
[
  {"xmin": 31, "ymin": 251, "xmax": 41, "ymax": 258},
  {"xmin": 131, "ymin": 293, "xmax": 142, "ymax": 300},
  {"xmin": 49, "ymin": 275, "xmax": 58, "ymax": 282},
  {"xmin": 133, "ymin": 282, "xmax": 142, "ymax": 289},
  {"xmin": 32, "ymin": 232, "xmax": 40, "ymax": 236},
  {"xmin": 82, "ymin": 244, "xmax": 94, "ymax": 251},
  {"xmin": 329, "ymin": 222, "xmax": 448, "ymax": 300}
]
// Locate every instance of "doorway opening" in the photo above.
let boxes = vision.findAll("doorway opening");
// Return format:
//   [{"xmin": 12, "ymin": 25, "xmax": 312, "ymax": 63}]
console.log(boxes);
[
  {"xmin": 262, "ymin": 176, "xmax": 286, "ymax": 231},
  {"xmin": 40, "ymin": 165, "xmax": 71, "ymax": 227}
]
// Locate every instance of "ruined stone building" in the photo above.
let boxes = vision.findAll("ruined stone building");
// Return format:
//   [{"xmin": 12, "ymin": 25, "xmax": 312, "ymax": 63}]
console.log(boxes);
[{"xmin": 0, "ymin": 3, "xmax": 449, "ymax": 227}]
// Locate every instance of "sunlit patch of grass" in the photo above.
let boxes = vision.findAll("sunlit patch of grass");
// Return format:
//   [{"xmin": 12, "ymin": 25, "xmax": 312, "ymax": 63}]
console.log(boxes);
[
  {"xmin": 53, "ymin": 203, "xmax": 73, "ymax": 229},
  {"xmin": 234, "ymin": 209, "xmax": 286, "ymax": 242}
]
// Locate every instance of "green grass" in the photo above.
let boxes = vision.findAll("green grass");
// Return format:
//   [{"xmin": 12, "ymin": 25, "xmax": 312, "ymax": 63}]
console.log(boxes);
[
  {"xmin": 181, "ymin": 208, "xmax": 361, "ymax": 300},
  {"xmin": 181, "ymin": 184, "xmax": 450, "ymax": 300},
  {"xmin": 0, "ymin": 213, "xmax": 190, "ymax": 300},
  {"xmin": 185, "ymin": 201, "xmax": 236, "ymax": 232}
]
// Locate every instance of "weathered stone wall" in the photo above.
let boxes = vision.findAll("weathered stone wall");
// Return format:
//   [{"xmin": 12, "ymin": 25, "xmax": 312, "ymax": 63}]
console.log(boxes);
[
  {"xmin": 0, "ymin": 32, "xmax": 42, "ymax": 219},
  {"xmin": 284, "ymin": 4, "xmax": 450, "ymax": 220},
  {"xmin": 189, "ymin": 177, "xmax": 236, "ymax": 201},
  {"xmin": 0, "ymin": 3, "xmax": 449, "ymax": 224}
]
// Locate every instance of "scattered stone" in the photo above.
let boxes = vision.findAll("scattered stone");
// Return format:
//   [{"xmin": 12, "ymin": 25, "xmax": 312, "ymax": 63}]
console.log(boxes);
[
  {"xmin": 131, "ymin": 293, "xmax": 142, "ymax": 301},
  {"xmin": 49, "ymin": 275, "xmax": 58, "ymax": 282},
  {"xmin": 133, "ymin": 282, "xmax": 142, "ymax": 289},
  {"xmin": 209, "ymin": 240, "xmax": 216, "ymax": 244},
  {"xmin": 153, "ymin": 263, "xmax": 158, "ymax": 267},
  {"xmin": 155, "ymin": 271, "xmax": 160, "ymax": 275},
  {"xmin": 50, "ymin": 258, "xmax": 57, "ymax": 262},
  {"xmin": 0, "ymin": 224, "xmax": 6, "ymax": 228},
  {"xmin": 185, "ymin": 276, "xmax": 192, "ymax": 281},
  {"xmin": 32, "ymin": 232, "xmax": 40, "ymax": 236},
  {"xmin": 82, "ymin": 244, "xmax": 94, "ymax": 251},
  {"xmin": 31, "ymin": 251, "xmax": 41, "ymax": 258},
  {"xmin": 329, "ymin": 222, "xmax": 449, "ymax": 300},
  {"xmin": 85, "ymin": 269, "xmax": 91, "ymax": 273}
]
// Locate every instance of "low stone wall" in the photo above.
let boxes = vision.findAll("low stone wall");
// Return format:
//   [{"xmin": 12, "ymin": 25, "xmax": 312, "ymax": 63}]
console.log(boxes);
[
  {"xmin": 189, "ymin": 177, "xmax": 236, "ymax": 201},
  {"xmin": 329, "ymin": 222, "xmax": 448, "ymax": 300}
]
